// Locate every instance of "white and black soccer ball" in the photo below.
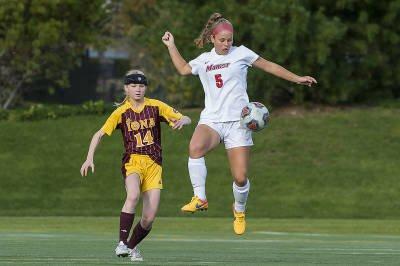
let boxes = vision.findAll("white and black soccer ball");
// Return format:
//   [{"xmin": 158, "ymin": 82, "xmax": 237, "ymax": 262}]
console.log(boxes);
[{"xmin": 240, "ymin": 102, "xmax": 270, "ymax": 132}]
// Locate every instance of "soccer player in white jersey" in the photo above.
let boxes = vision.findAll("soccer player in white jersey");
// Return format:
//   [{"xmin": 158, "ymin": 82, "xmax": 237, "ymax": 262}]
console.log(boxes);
[{"xmin": 162, "ymin": 13, "xmax": 317, "ymax": 235}]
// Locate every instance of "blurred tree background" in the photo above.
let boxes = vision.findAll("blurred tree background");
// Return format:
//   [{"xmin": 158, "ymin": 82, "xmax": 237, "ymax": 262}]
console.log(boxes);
[
  {"xmin": 1, "ymin": 0, "xmax": 399, "ymax": 109},
  {"xmin": 0, "ymin": 0, "xmax": 115, "ymax": 109}
]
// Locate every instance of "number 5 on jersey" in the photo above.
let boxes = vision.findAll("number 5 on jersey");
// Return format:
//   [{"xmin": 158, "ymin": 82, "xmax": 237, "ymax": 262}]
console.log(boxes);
[{"xmin": 214, "ymin": 74, "xmax": 223, "ymax": 88}]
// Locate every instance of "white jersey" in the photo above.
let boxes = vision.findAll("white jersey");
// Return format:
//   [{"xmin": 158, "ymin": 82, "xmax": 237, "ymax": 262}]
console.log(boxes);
[{"xmin": 189, "ymin": 45, "xmax": 259, "ymax": 122}]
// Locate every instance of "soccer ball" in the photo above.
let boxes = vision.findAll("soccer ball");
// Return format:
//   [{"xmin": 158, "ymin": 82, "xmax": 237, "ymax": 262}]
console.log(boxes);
[{"xmin": 240, "ymin": 102, "xmax": 270, "ymax": 132}]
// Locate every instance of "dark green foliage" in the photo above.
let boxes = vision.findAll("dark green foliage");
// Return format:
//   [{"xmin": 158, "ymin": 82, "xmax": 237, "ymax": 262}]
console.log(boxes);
[
  {"xmin": 305, "ymin": 0, "xmax": 400, "ymax": 103},
  {"xmin": 113, "ymin": 0, "xmax": 400, "ymax": 106},
  {"xmin": 0, "ymin": 109, "xmax": 9, "ymax": 120},
  {"xmin": 3, "ymin": 101, "xmax": 111, "ymax": 121},
  {"xmin": 2, "ymin": 1, "xmax": 399, "ymax": 107},
  {"xmin": 0, "ymin": 0, "xmax": 111, "ymax": 108}
]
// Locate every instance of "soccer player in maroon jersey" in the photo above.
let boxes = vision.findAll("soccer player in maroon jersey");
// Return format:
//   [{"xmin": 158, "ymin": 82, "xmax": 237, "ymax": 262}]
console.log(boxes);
[{"xmin": 80, "ymin": 69, "xmax": 191, "ymax": 261}]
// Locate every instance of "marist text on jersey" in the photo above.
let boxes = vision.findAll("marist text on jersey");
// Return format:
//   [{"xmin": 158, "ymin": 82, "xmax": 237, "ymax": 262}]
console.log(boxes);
[{"xmin": 206, "ymin": 63, "xmax": 230, "ymax": 72}]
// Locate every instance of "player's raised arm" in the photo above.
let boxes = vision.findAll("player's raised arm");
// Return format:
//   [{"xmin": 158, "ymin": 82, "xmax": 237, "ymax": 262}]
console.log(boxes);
[
  {"xmin": 80, "ymin": 129, "xmax": 106, "ymax": 176},
  {"xmin": 252, "ymin": 57, "xmax": 317, "ymax": 87},
  {"xmin": 162, "ymin": 31, "xmax": 192, "ymax": 76}
]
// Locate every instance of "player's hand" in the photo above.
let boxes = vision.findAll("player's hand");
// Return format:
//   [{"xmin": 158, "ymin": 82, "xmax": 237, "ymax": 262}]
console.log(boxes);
[
  {"xmin": 80, "ymin": 159, "xmax": 95, "ymax": 177},
  {"xmin": 296, "ymin": 76, "xmax": 317, "ymax": 87},
  {"xmin": 162, "ymin": 31, "xmax": 175, "ymax": 47},
  {"xmin": 172, "ymin": 116, "xmax": 191, "ymax": 130}
]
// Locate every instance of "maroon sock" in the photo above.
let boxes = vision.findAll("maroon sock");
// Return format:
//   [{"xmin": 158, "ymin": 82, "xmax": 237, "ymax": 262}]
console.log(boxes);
[
  {"xmin": 119, "ymin": 212, "xmax": 135, "ymax": 244},
  {"xmin": 127, "ymin": 221, "xmax": 151, "ymax": 249}
]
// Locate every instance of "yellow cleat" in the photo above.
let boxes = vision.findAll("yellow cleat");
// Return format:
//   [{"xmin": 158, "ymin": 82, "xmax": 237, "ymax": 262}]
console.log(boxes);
[
  {"xmin": 181, "ymin": 196, "xmax": 208, "ymax": 213},
  {"xmin": 233, "ymin": 205, "xmax": 246, "ymax": 235}
]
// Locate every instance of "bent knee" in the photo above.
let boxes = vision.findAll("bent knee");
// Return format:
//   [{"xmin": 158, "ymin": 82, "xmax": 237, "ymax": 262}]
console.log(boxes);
[
  {"xmin": 141, "ymin": 215, "xmax": 156, "ymax": 229},
  {"xmin": 233, "ymin": 175, "xmax": 248, "ymax": 186},
  {"xmin": 189, "ymin": 142, "xmax": 207, "ymax": 158},
  {"xmin": 126, "ymin": 194, "xmax": 139, "ymax": 205}
]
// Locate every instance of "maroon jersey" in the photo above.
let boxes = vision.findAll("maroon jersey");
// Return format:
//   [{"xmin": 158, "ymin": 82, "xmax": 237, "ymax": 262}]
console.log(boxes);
[{"xmin": 102, "ymin": 98, "xmax": 183, "ymax": 175}]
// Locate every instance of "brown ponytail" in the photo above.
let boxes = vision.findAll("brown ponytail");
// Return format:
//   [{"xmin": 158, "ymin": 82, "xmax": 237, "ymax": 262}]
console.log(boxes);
[{"xmin": 194, "ymin": 13, "xmax": 232, "ymax": 48}]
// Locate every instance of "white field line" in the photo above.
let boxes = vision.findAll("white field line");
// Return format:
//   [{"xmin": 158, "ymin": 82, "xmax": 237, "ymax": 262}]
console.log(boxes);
[
  {"xmin": 299, "ymin": 248, "xmax": 400, "ymax": 251},
  {"xmin": 148, "ymin": 238, "xmax": 290, "ymax": 243},
  {"xmin": 0, "ymin": 258, "xmax": 223, "ymax": 265},
  {"xmin": 254, "ymin": 231, "xmax": 333, "ymax": 236},
  {"xmin": 0, "ymin": 258, "xmax": 130, "ymax": 263},
  {"xmin": 318, "ymin": 252, "xmax": 400, "ymax": 255},
  {"xmin": 254, "ymin": 231, "xmax": 400, "ymax": 239},
  {"xmin": 233, "ymin": 247, "xmax": 400, "ymax": 251},
  {"xmin": 2, "ymin": 233, "xmax": 400, "ymax": 245},
  {"xmin": 231, "ymin": 248, "xmax": 400, "ymax": 255},
  {"xmin": 0, "ymin": 233, "xmax": 292, "ymax": 243},
  {"xmin": 155, "ymin": 263, "xmax": 223, "ymax": 265}
]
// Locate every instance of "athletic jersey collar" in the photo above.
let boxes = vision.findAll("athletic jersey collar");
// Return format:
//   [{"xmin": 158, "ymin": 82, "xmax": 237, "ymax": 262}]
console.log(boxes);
[
  {"xmin": 127, "ymin": 97, "xmax": 148, "ymax": 113},
  {"xmin": 211, "ymin": 46, "xmax": 234, "ymax": 57}
]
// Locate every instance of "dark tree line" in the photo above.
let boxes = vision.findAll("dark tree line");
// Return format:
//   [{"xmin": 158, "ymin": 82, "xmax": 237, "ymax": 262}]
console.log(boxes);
[
  {"xmin": 115, "ymin": 0, "xmax": 400, "ymax": 106},
  {"xmin": 1, "ymin": 0, "xmax": 399, "ymax": 108}
]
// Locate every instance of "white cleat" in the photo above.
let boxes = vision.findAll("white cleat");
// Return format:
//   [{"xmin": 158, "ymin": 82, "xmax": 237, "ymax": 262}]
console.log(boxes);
[
  {"xmin": 129, "ymin": 246, "xmax": 144, "ymax": 262},
  {"xmin": 115, "ymin": 241, "xmax": 130, "ymax": 257}
]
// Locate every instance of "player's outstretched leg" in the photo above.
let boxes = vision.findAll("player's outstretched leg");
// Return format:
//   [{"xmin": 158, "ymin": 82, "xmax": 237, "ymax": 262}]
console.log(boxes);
[
  {"xmin": 127, "ymin": 222, "xmax": 149, "ymax": 261},
  {"xmin": 181, "ymin": 196, "xmax": 209, "ymax": 213}
]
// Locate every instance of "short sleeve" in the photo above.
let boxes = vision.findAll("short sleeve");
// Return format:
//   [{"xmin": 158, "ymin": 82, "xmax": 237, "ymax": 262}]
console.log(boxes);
[
  {"xmin": 101, "ymin": 109, "xmax": 121, "ymax": 136},
  {"xmin": 156, "ymin": 100, "xmax": 183, "ymax": 127},
  {"xmin": 240, "ymin": 45, "xmax": 259, "ymax": 66},
  {"xmin": 188, "ymin": 53, "xmax": 206, "ymax": 75}
]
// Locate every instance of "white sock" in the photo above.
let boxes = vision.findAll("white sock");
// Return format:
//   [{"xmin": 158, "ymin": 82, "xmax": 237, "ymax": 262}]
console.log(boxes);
[
  {"xmin": 233, "ymin": 179, "xmax": 250, "ymax": 212},
  {"xmin": 188, "ymin": 157, "xmax": 207, "ymax": 200}
]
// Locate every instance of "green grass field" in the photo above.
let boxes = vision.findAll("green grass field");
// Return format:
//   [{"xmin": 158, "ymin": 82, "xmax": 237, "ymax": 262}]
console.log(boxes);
[
  {"xmin": 0, "ymin": 107, "xmax": 399, "ymax": 218},
  {"xmin": 1, "ymin": 217, "xmax": 400, "ymax": 265},
  {"xmin": 1, "ymin": 106, "xmax": 399, "ymax": 264}
]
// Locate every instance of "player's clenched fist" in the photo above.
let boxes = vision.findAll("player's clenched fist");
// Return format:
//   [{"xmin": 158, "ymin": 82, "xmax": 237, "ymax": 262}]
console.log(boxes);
[{"xmin": 162, "ymin": 31, "xmax": 174, "ymax": 47}]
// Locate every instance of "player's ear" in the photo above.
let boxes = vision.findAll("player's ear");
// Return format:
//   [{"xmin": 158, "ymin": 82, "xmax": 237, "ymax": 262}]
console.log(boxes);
[{"xmin": 210, "ymin": 34, "xmax": 215, "ymax": 44}]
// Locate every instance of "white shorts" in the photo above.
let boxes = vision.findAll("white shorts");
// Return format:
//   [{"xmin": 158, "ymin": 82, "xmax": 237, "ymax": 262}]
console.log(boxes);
[{"xmin": 198, "ymin": 119, "xmax": 253, "ymax": 149}]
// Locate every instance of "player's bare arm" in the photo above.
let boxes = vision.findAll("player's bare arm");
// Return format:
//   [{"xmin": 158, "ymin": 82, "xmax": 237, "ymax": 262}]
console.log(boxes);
[
  {"xmin": 162, "ymin": 31, "xmax": 192, "ymax": 75},
  {"xmin": 80, "ymin": 129, "xmax": 105, "ymax": 176},
  {"xmin": 172, "ymin": 115, "xmax": 191, "ymax": 130},
  {"xmin": 253, "ymin": 57, "xmax": 317, "ymax": 87}
]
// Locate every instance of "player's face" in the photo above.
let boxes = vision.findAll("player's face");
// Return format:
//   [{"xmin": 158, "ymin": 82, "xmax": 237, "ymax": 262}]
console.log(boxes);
[
  {"xmin": 211, "ymin": 31, "xmax": 233, "ymax": 55},
  {"xmin": 125, "ymin": 83, "xmax": 146, "ymax": 101}
]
